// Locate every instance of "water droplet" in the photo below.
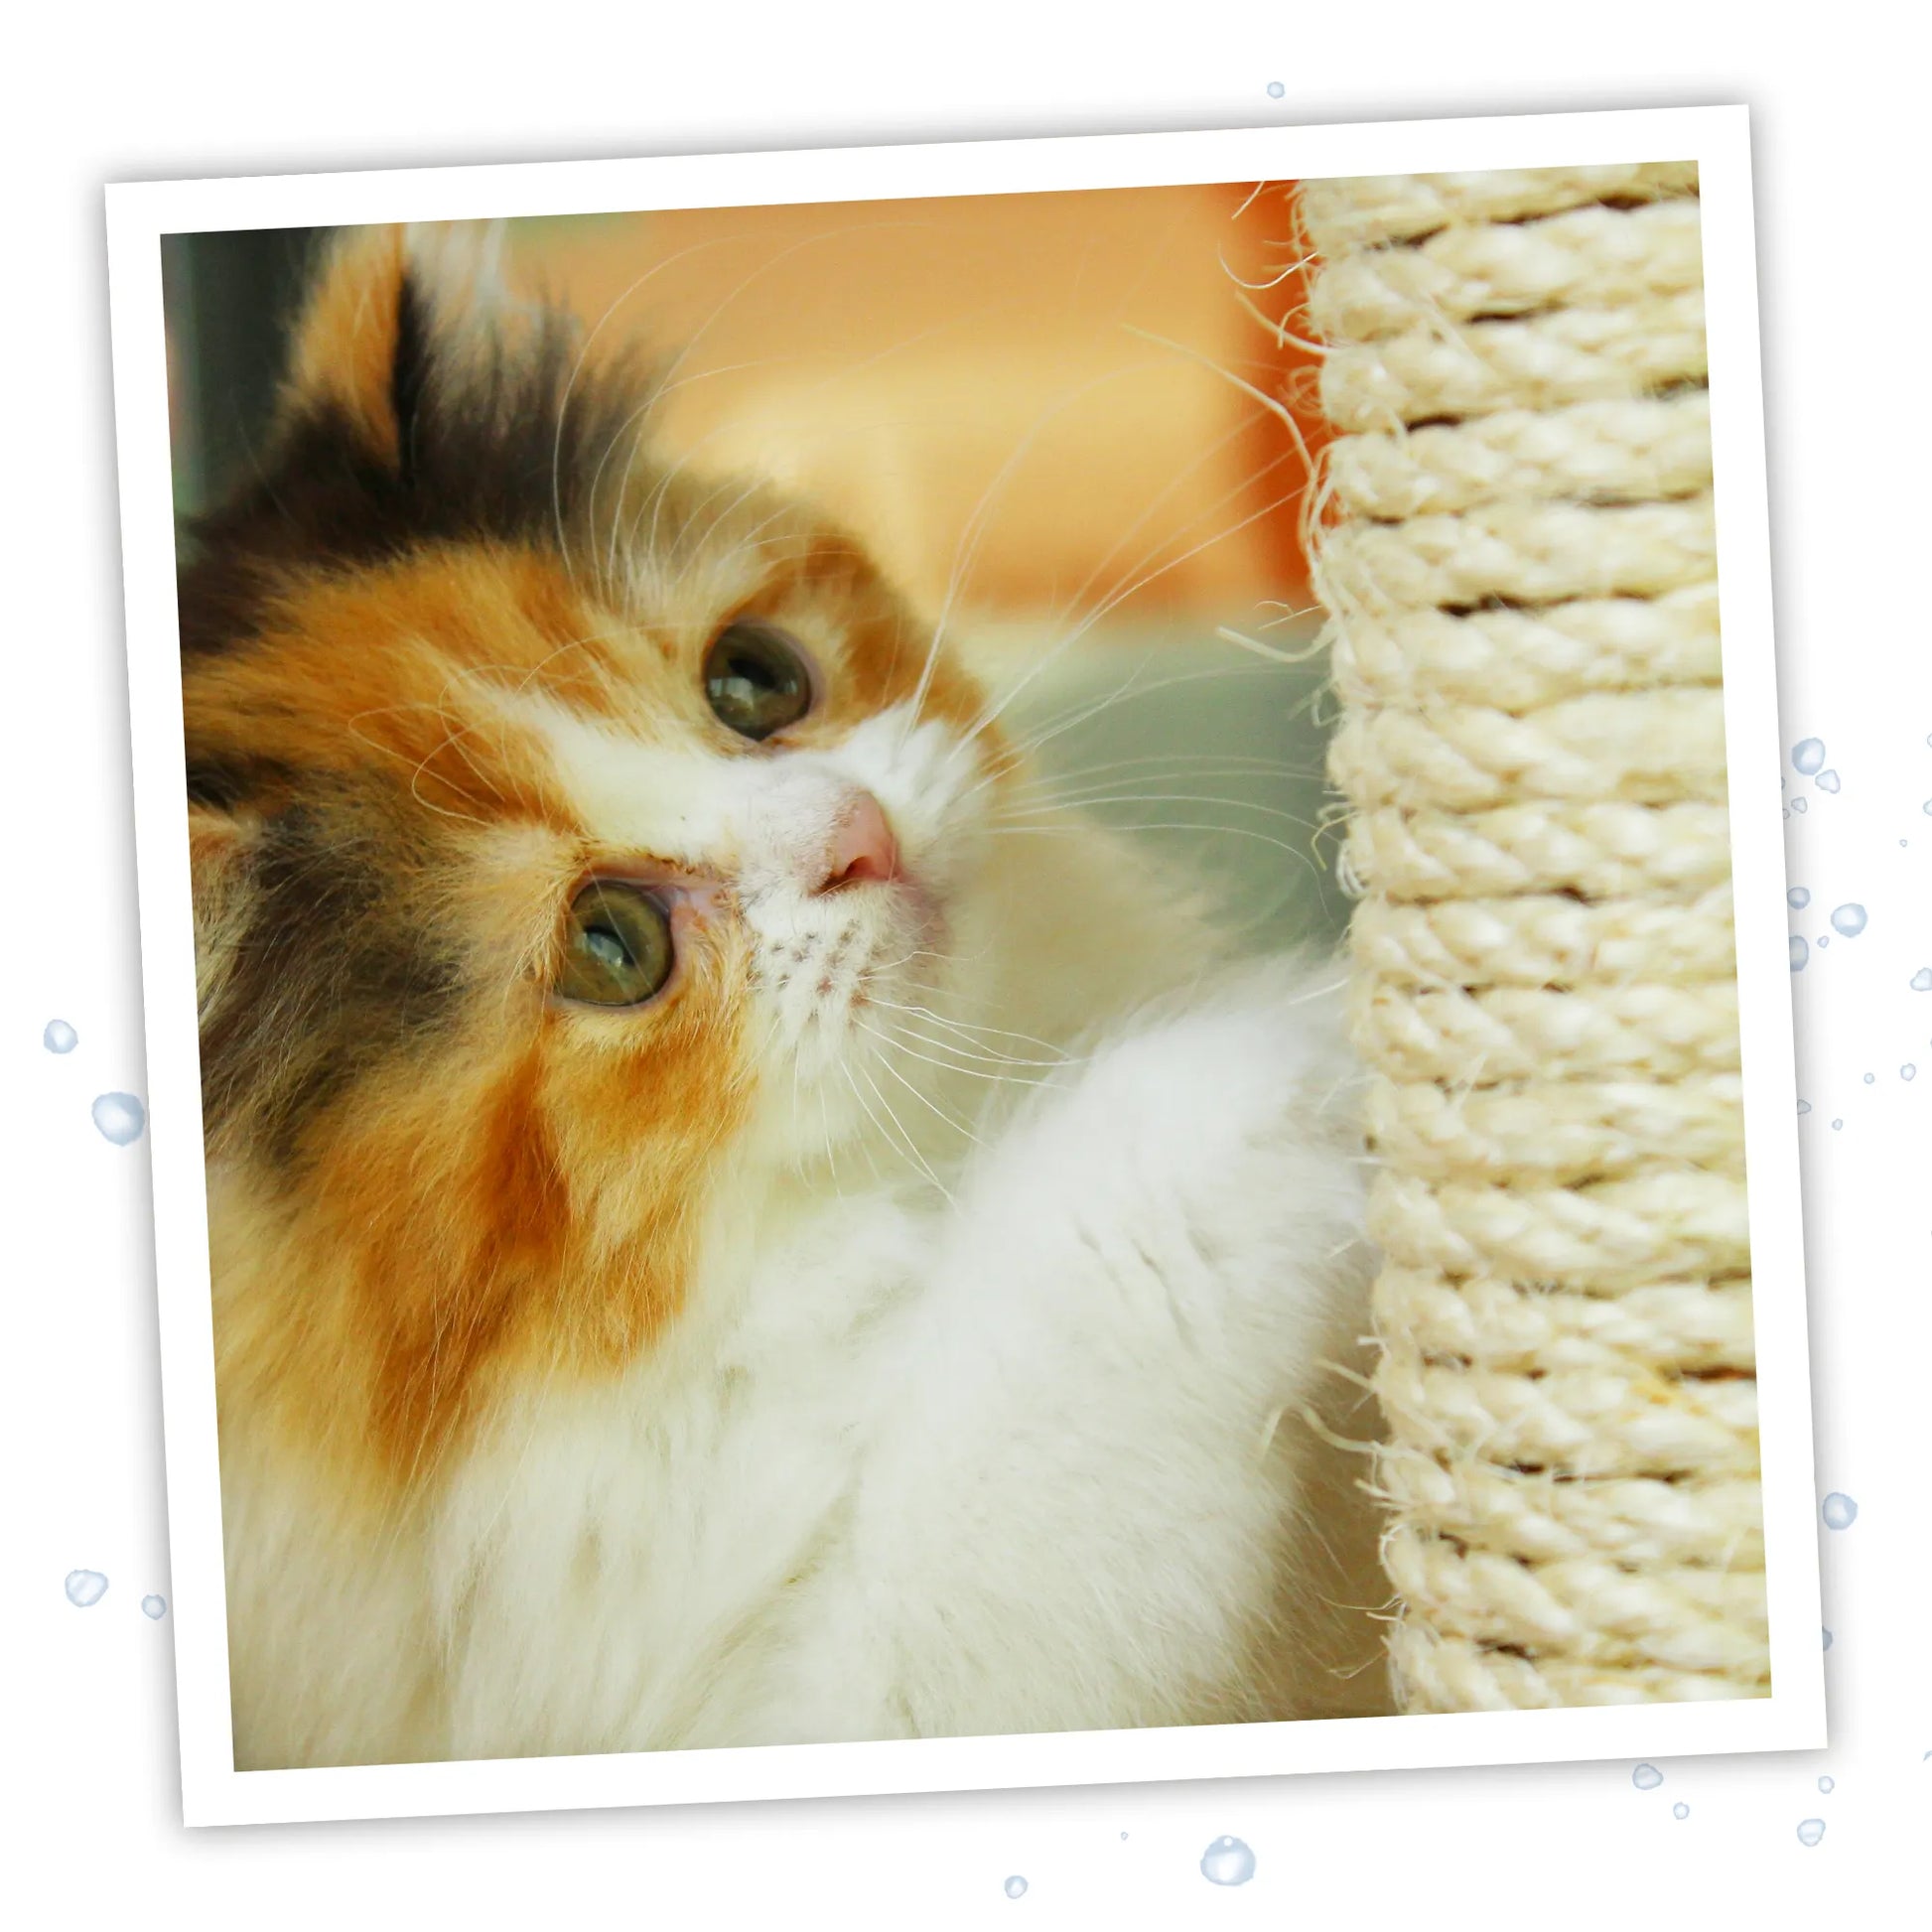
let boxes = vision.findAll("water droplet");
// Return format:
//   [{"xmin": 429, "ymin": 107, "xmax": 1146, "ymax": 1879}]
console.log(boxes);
[
  {"xmin": 1788, "ymin": 888, "xmax": 1811, "ymax": 908},
  {"xmin": 1904, "ymin": 1066, "xmax": 1917, "ymax": 1081},
  {"xmin": 1632, "ymin": 1764, "xmax": 1664, "ymax": 1790},
  {"xmin": 141, "ymin": 1593, "xmax": 167, "ymax": 1619},
  {"xmin": 1817, "ymin": 934, "xmax": 1831, "ymax": 947},
  {"xmin": 1913, "ymin": 969, "xmax": 1932, "ymax": 992},
  {"xmin": 65, "ymin": 1570, "xmax": 108, "ymax": 1607},
  {"xmin": 1822, "ymin": 1492, "xmax": 1859, "ymax": 1530},
  {"xmin": 1830, "ymin": 903, "xmax": 1868, "ymax": 937},
  {"xmin": 1790, "ymin": 935, "xmax": 1809, "ymax": 971},
  {"xmin": 1797, "ymin": 1099, "xmax": 1812, "ymax": 1114},
  {"xmin": 91, "ymin": 1092, "xmax": 146, "ymax": 1145},
  {"xmin": 1832, "ymin": 1119, "xmax": 1844, "ymax": 1131},
  {"xmin": 1864, "ymin": 1072, "xmax": 1876, "ymax": 1084},
  {"xmin": 1796, "ymin": 1818, "xmax": 1826, "ymax": 1847},
  {"xmin": 1783, "ymin": 807, "xmax": 1791, "ymax": 819},
  {"xmin": 1200, "ymin": 1838, "xmax": 1256, "ymax": 1886},
  {"xmin": 1816, "ymin": 769, "xmax": 1841, "ymax": 793},
  {"xmin": 1818, "ymin": 1776, "xmax": 1834, "ymax": 1793},
  {"xmin": 1792, "ymin": 797, "xmax": 1808, "ymax": 813},
  {"xmin": 43, "ymin": 1019, "xmax": 77, "ymax": 1053},
  {"xmin": 1266, "ymin": 80, "xmax": 1285, "ymax": 98},
  {"xmin": 1793, "ymin": 738, "xmax": 1826, "ymax": 774},
  {"xmin": 1823, "ymin": 1627, "xmax": 1833, "ymax": 1649},
  {"xmin": 1922, "ymin": 797, "xmax": 1932, "ymax": 814},
  {"xmin": 1003, "ymin": 1876, "xmax": 1028, "ymax": 1900},
  {"xmin": 1673, "ymin": 1802, "xmax": 1690, "ymax": 1819}
]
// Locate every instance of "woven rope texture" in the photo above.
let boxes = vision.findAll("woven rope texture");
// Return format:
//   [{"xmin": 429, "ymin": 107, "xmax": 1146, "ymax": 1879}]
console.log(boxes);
[{"xmin": 1295, "ymin": 164, "xmax": 1765, "ymax": 1710}]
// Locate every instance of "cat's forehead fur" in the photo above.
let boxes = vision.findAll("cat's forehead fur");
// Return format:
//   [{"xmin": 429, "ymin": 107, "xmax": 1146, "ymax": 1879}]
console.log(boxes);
[{"xmin": 183, "ymin": 224, "xmax": 991, "ymax": 1485}]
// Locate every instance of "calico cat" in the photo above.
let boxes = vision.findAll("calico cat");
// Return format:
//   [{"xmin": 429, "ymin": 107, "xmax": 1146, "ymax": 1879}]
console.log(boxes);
[{"xmin": 179, "ymin": 223, "xmax": 1390, "ymax": 1768}]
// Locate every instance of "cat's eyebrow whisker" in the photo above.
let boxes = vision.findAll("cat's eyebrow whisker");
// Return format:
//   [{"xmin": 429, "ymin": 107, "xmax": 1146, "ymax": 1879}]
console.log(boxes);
[
  {"xmin": 594, "ymin": 357, "xmax": 802, "ymax": 593},
  {"xmin": 606, "ymin": 217, "xmax": 946, "ymax": 581},
  {"xmin": 900, "ymin": 355, "xmax": 1177, "ymax": 753},
  {"xmin": 550, "ymin": 227, "xmax": 759, "ymax": 587},
  {"xmin": 645, "ymin": 474, "xmax": 773, "ymax": 602},
  {"xmin": 579, "ymin": 222, "xmax": 885, "ymax": 579},
  {"xmin": 644, "ymin": 289, "xmax": 1039, "ymax": 600}
]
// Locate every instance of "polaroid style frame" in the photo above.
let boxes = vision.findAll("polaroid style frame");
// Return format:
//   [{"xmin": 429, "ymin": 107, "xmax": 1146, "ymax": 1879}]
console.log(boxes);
[{"xmin": 103, "ymin": 102, "xmax": 1821, "ymax": 1828}]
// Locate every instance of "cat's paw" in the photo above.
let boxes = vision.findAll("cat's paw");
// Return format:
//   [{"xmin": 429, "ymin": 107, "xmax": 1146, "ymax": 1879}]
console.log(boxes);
[{"xmin": 961, "ymin": 955, "xmax": 1368, "ymax": 1356}]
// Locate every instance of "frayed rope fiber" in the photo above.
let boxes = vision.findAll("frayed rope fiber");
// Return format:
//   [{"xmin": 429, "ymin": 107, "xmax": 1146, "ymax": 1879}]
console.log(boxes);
[{"xmin": 1294, "ymin": 164, "xmax": 1766, "ymax": 1710}]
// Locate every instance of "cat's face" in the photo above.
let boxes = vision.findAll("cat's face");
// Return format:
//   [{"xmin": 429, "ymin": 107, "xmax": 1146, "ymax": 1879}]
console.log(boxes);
[{"xmin": 185, "ymin": 226, "xmax": 1008, "ymax": 1468}]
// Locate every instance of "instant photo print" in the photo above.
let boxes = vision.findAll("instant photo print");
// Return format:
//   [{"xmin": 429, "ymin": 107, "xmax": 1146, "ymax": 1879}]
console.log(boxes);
[{"xmin": 101, "ymin": 105, "xmax": 1822, "ymax": 1828}]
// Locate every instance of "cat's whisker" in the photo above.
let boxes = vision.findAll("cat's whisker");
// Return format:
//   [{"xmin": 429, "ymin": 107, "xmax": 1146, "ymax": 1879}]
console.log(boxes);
[
  {"xmin": 854, "ymin": 1059, "xmax": 958, "ymax": 1203},
  {"xmin": 866, "ymin": 1039, "xmax": 985, "ymax": 1149},
  {"xmin": 956, "ymin": 478, "xmax": 1311, "ymax": 754},
  {"xmin": 992, "ymin": 790, "xmax": 1321, "ymax": 832},
  {"xmin": 840, "ymin": 1061, "xmax": 920, "ymax": 1194},
  {"xmin": 1034, "ymin": 404, "xmax": 1285, "ymax": 657},
  {"xmin": 949, "ymin": 419, "xmax": 1318, "ymax": 767},
  {"xmin": 865, "ymin": 1012, "xmax": 1070, "ymax": 1069},
  {"xmin": 986, "ymin": 820, "xmax": 1326, "ymax": 875},
  {"xmin": 953, "ymin": 663, "xmax": 1305, "ymax": 808},
  {"xmin": 994, "ymin": 762, "xmax": 1325, "ymax": 815},
  {"xmin": 864, "ymin": 997, "xmax": 1076, "ymax": 1062},
  {"xmin": 857, "ymin": 1019, "xmax": 1052, "ymax": 1092}
]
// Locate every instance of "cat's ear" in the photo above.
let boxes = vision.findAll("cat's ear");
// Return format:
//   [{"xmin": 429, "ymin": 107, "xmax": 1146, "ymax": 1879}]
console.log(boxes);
[{"xmin": 278, "ymin": 220, "xmax": 530, "ymax": 474}]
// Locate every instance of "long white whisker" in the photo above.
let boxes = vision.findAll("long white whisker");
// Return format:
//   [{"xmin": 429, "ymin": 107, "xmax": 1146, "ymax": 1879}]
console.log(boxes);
[
  {"xmin": 858, "ymin": 1020, "xmax": 1054, "ymax": 1091},
  {"xmin": 869, "ymin": 1044, "xmax": 984, "ymax": 1148}
]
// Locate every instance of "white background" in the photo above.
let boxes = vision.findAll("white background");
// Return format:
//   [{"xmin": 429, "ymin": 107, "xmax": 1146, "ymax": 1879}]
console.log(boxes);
[{"xmin": 3, "ymin": 5, "xmax": 1925, "ymax": 1923}]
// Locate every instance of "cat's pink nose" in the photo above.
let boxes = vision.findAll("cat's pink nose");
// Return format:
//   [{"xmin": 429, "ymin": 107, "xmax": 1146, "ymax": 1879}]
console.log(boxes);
[{"xmin": 814, "ymin": 790, "xmax": 900, "ymax": 894}]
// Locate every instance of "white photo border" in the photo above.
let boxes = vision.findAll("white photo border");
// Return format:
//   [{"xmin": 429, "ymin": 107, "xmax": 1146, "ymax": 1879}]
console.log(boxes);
[{"xmin": 103, "ymin": 102, "xmax": 1822, "ymax": 1830}]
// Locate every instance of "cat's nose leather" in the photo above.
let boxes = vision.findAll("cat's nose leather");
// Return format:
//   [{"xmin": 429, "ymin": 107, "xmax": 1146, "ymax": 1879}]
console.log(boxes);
[{"xmin": 814, "ymin": 790, "xmax": 900, "ymax": 894}]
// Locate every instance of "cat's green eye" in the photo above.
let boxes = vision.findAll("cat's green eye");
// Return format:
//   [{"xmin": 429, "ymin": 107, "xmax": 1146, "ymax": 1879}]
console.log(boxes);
[
  {"xmin": 556, "ymin": 881, "xmax": 674, "ymax": 1008},
  {"xmin": 703, "ymin": 621, "xmax": 814, "ymax": 742}
]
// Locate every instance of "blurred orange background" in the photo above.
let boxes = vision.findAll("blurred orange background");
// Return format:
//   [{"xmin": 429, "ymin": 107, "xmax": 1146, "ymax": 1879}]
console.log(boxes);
[{"xmin": 504, "ymin": 181, "xmax": 1319, "ymax": 639}]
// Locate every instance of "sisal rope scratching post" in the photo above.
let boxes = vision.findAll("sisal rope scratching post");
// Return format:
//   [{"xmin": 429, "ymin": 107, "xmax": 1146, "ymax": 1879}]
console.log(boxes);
[{"xmin": 1290, "ymin": 165, "xmax": 1766, "ymax": 1709}]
